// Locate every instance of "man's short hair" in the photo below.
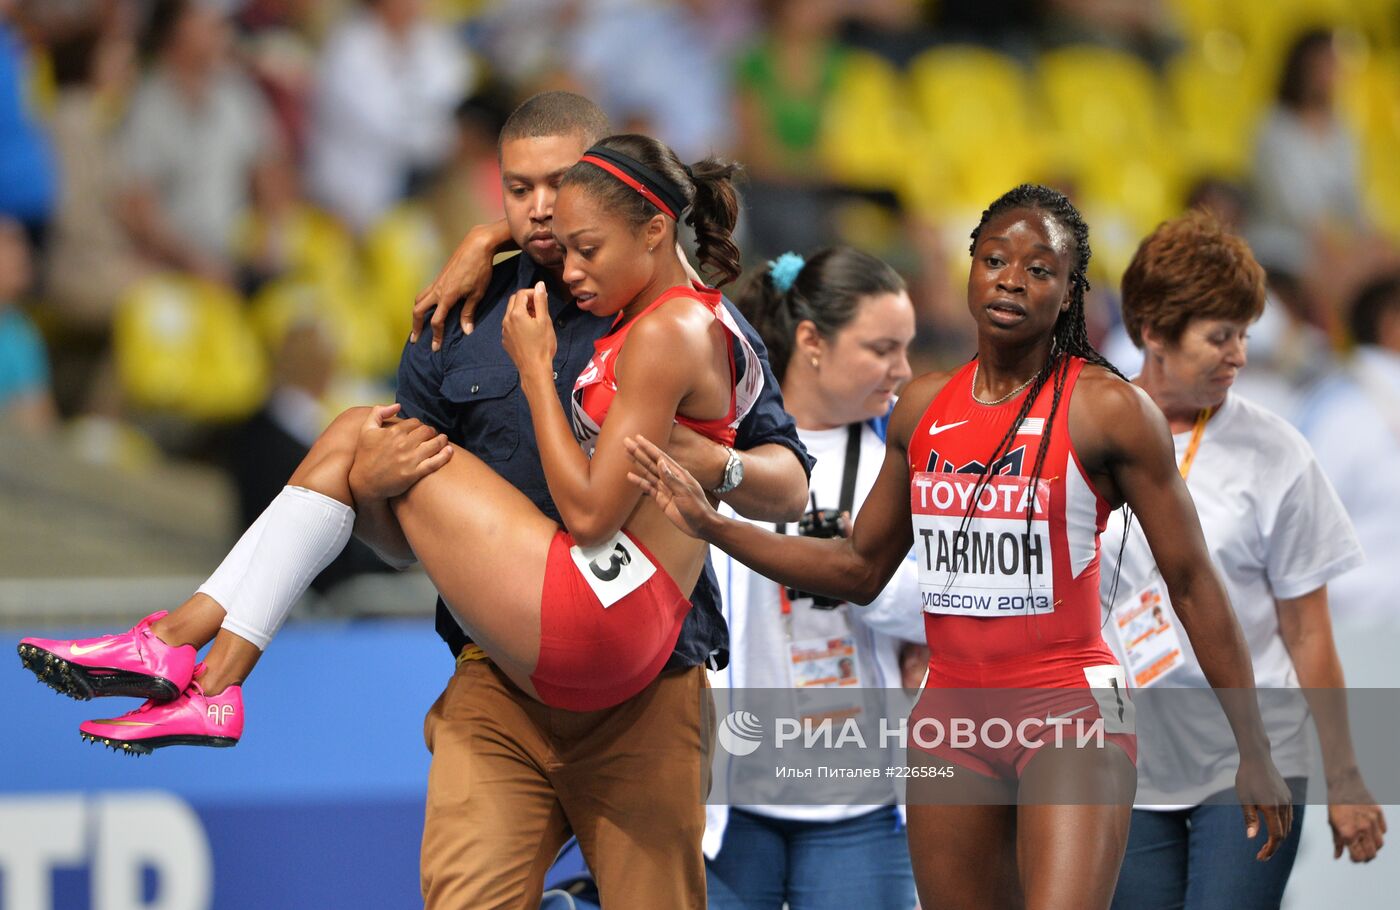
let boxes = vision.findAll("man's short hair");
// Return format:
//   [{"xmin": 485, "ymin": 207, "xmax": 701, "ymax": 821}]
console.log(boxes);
[
  {"xmin": 498, "ymin": 91, "xmax": 610, "ymax": 152},
  {"xmin": 1120, "ymin": 209, "xmax": 1266, "ymax": 348}
]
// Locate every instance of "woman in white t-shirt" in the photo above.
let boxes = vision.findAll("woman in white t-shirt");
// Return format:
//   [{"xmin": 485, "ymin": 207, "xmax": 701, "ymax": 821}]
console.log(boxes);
[
  {"xmin": 1102, "ymin": 211, "xmax": 1385, "ymax": 910},
  {"xmin": 705, "ymin": 248, "xmax": 923, "ymax": 910}
]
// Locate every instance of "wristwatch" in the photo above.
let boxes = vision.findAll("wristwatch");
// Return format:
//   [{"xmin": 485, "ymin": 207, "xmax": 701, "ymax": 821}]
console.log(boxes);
[{"xmin": 711, "ymin": 446, "xmax": 745, "ymax": 495}]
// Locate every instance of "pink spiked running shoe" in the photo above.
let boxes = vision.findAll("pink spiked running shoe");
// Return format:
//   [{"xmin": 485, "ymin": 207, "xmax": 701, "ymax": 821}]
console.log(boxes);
[
  {"xmin": 17, "ymin": 610, "xmax": 196, "ymax": 702},
  {"xmin": 80, "ymin": 668, "xmax": 243, "ymax": 755}
]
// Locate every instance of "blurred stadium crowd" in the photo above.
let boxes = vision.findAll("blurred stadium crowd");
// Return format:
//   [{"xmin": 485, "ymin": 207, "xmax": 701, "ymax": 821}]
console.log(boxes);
[{"xmin": 1, "ymin": 0, "xmax": 1399, "ymax": 618}]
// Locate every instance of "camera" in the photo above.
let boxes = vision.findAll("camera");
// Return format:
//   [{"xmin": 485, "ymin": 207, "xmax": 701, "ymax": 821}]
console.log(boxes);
[{"xmin": 786, "ymin": 507, "xmax": 846, "ymax": 609}]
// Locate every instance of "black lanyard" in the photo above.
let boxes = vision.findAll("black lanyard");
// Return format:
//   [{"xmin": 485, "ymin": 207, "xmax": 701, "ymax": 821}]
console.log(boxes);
[{"xmin": 776, "ymin": 422, "xmax": 863, "ymax": 535}]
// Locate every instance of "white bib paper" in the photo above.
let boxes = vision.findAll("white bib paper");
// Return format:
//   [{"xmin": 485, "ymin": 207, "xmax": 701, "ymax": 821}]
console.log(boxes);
[
  {"xmin": 568, "ymin": 530, "xmax": 657, "ymax": 608},
  {"xmin": 911, "ymin": 471, "xmax": 1055, "ymax": 617}
]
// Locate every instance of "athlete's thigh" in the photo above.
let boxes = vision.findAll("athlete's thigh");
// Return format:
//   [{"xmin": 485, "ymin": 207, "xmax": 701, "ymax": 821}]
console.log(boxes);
[
  {"xmin": 1016, "ymin": 744, "xmax": 1135, "ymax": 910},
  {"xmin": 391, "ymin": 451, "xmax": 556, "ymax": 676},
  {"xmin": 906, "ymin": 802, "xmax": 1021, "ymax": 910}
]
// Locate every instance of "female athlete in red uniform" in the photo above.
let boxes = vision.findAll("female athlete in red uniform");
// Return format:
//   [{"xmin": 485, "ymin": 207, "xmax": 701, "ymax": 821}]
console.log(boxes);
[
  {"xmin": 627, "ymin": 184, "xmax": 1293, "ymax": 908},
  {"xmin": 21, "ymin": 133, "xmax": 762, "ymax": 749}
]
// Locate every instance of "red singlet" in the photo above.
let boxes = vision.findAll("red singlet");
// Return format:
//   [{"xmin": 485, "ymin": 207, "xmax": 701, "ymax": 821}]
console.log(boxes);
[
  {"xmin": 571, "ymin": 281, "xmax": 762, "ymax": 454},
  {"xmin": 531, "ymin": 282, "xmax": 762, "ymax": 711},
  {"xmin": 905, "ymin": 357, "xmax": 1135, "ymax": 776}
]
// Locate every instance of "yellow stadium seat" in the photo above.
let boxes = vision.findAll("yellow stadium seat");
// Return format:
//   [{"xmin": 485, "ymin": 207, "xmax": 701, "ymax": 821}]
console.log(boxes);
[
  {"xmin": 234, "ymin": 205, "xmax": 359, "ymax": 290},
  {"xmin": 113, "ymin": 275, "xmax": 268, "ymax": 421},
  {"xmin": 1354, "ymin": 0, "xmax": 1400, "ymax": 49},
  {"xmin": 1363, "ymin": 162, "xmax": 1400, "ymax": 243},
  {"xmin": 363, "ymin": 203, "xmax": 447, "ymax": 341},
  {"xmin": 1340, "ymin": 50, "xmax": 1400, "ymax": 147},
  {"xmin": 1356, "ymin": 50, "xmax": 1400, "ymax": 240},
  {"xmin": 1167, "ymin": 0, "xmax": 1235, "ymax": 44},
  {"xmin": 1038, "ymin": 46, "xmax": 1181, "ymax": 233},
  {"xmin": 1040, "ymin": 45, "xmax": 1166, "ymax": 160},
  {"xmin": 906, "ymin": 46, "xmax": 1047, "ymax": 212},
  {"xmin": 250, "ymin": 276, "xmax": 400, "ymax": 378},
  {"xmin": 818, "ymin": 51, "xmax": 921, "ymax": 191},
  {"xmin": 1165, "ymin": 48, "xmax": 1266, "ymax": 177},
  {"xmin": 909, "ymin": 46, "xmax": 1032, "ymax": 140},
  {"xmin": 1232, "ymin": 0, "xmax": 1363, "ymax": 78}
]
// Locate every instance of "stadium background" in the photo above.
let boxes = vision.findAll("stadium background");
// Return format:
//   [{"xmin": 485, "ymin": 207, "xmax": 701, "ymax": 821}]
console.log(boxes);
[{"xmin": 1, "ymin": 0, "xmax": 1398, "ymax": 907}]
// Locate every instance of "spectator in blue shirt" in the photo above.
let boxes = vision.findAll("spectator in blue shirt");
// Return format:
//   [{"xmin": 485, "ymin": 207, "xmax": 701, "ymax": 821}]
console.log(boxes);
[
  {"xmin": 0, "ymin": 216, "xmax": 56, "ymax": 434},
  {"xmin": 0, "ymin": 16, "xmax": 56, "ymax": 233}
]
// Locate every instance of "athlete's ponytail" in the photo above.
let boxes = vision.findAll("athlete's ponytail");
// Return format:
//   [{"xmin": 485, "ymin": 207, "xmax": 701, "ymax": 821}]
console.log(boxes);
[
  {"xmin": 563, "ymin": 133, "xmax": 743, "ymax": 286},
  {"xmin": 685, "ymin": 157, "xmax": 742, "ymax": 286},
  {"xmin": 737, "ymin": 246, "xmax": 906, "ymax": 381}
]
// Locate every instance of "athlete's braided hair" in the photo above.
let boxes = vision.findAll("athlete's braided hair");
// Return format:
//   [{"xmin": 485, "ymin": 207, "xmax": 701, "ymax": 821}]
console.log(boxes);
[{"xmin": 950, "ymin": 185, "xmax": 1129, "ymax": 612}]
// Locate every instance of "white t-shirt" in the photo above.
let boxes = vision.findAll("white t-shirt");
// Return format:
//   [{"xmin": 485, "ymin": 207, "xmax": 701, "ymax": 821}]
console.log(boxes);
[
  {"xmin": 1099, "ymin": 392, "xmax": 1363, "ymax": 807},
  {"xmin": 120, "ymin": 68, "xmax": 277, "ymax": 258},
  {"xmin": 1298, "ymin": 346, "xmax": 1400, "ymax": 627},
  {"xmin": 704, "ymin": 420, "xmax": 923, "ymax": 849},
  {"xmin": 306, "ymin": 13, "xmax": 471, "ymax": 231}
]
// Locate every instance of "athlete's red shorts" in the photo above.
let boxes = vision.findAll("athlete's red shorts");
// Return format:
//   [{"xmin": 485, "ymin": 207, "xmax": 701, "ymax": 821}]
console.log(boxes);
[
  {"xmin": 530, "ymin": 529, "xmax": 692, "ymax": 711},
  {"xmin": 911, "ymin": 646, "xmax": 1138, "ymax": 779}
]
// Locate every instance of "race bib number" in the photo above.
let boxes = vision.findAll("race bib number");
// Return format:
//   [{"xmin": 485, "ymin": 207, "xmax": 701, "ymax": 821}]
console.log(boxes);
[
  {"xmin": 1083, "ymin": 664, "xmax": 1136, "ymax": 734},
  {"xmin": 568, "ymin": 530, "xmax": 656, "ymax": 608},
  {"xmin": 911, "ymin": 471, "xmax": 1055, "ymax": 617},
  {"xmin": 1109, "ymin": 573, "xmax": 1186, "ymax": 688}
]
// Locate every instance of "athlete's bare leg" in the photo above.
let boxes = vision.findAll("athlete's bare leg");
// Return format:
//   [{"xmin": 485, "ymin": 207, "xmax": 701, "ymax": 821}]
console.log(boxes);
[
  {"xmin": 388, "ymin": 453, "xmax": 553, "ymax": 696},
  {"xmin": 149, "ymin": 594, "xmax": 225, "ymax": 650},
  {"xmin": 905, "ymin": 741, "xmax": 1134, "ymax": 909},
  {"xmin": 145, "ymin": 408, "xmax": 375, "ymax": 694},
  {"xmin": 906, "ymin": 759, "xmax": 1023, "ymax": 909},
  {"xmin": 1016, "ymin": 744, "xmax": 1134, "ymax": 910},
  {"xmin": 145, "ymin": 406, "xmax": 554, "ymax": 697}
]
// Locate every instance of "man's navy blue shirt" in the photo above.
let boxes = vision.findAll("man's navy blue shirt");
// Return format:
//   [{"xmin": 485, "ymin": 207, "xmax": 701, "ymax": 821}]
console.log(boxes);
[{"xmin": 396, "ymin": 252, "xmax": 812, "ymax": 670}]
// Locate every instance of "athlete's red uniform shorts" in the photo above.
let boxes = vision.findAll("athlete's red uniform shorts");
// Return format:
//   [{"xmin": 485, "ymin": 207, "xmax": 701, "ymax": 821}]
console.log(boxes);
[
  {"xmin": 912, "ymin": 644, "xmax": 1138, "ymax": 779},
  {"xmin": 530, "ymin": 529, "xmax": 692, "ymax": 711}
]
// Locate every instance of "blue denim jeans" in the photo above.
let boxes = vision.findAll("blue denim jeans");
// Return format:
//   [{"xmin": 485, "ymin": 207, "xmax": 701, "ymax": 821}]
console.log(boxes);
[
  {"xmin": 1110, "ymin": 779, "xmax": 1309, "ymax": 910},
  {"xmin": 706, "ymin": 806, "xmax": 917, "ymax": 910}
]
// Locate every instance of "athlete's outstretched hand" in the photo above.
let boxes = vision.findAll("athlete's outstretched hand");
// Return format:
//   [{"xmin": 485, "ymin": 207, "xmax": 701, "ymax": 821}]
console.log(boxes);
[
  {"xmin": 347, "ymin": 404, "xmax": 453, "ymax": 501},
  {"xmin": 1235, "ymin": 756, "xmax": 1295, "ymax": 861},
  {"xmin": 626, "ymin": 434, "xmax": 718, "ymax": 540},
  {"xmin": 502, "ymin": 282, "xmax": 557, "ymax": 379},
  {"xmin": 411, "ymin": 224, "xmax": 499, "ymax": 350}
]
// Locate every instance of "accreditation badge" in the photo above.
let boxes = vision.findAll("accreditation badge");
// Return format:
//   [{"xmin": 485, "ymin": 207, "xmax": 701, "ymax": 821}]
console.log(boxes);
[
  {"xmin": 787, "ymin": 634, "xmax": 866, "ymax": 726},
  {"xmin": 1110, "ymin": 572, "xmax": 1185, "ymax": 688},
  {"xmin": 787, "ymin": 635, "xmax": 861, "ymax": 688}
]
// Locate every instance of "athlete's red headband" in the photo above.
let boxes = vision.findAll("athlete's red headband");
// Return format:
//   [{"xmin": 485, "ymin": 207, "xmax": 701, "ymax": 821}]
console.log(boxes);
[{"xmin": 578, "ymin": 146, "xmax": 688, "ymax": 220}]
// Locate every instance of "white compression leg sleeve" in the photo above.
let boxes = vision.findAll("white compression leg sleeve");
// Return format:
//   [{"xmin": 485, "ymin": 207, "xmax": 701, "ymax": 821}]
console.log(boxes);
[{"xmin": 198, "ymin": 485, "xmax": 354, "ymax": 650}]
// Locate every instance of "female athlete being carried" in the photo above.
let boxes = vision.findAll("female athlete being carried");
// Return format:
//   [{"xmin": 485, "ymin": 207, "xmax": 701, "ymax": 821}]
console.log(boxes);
[{"xmin": 20, "ymin": 133, "xmax": 762, "ymax": 745}]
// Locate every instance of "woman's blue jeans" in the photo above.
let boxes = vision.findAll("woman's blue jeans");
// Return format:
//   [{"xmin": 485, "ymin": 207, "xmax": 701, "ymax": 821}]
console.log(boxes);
[
  {"xmin": 1111, "ymin": 779, "xmax": 1309, "ymax": 910},
  {"xmin": 706, "ymin": 805, "xmax": 916, "ymax": 910}
]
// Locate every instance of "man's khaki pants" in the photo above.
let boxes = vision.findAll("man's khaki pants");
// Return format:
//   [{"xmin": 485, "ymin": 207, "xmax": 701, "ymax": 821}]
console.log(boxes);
[{"xmin": 420, "ymin": 658, "xmax": 716, "ymax": 909}]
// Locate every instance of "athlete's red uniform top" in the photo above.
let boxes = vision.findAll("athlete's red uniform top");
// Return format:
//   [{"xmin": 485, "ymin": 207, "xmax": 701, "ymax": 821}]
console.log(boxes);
[
  {"xmin": 531, "ymin": 282, "xmax": 761, "ymax": 711},
  {"xmin": 571, "ymin": 282, "xmax": 761, "ymax": 454},
  {"xmin": 906, "ymin": 357, "xmax": 1135, "ymax": 776}
]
